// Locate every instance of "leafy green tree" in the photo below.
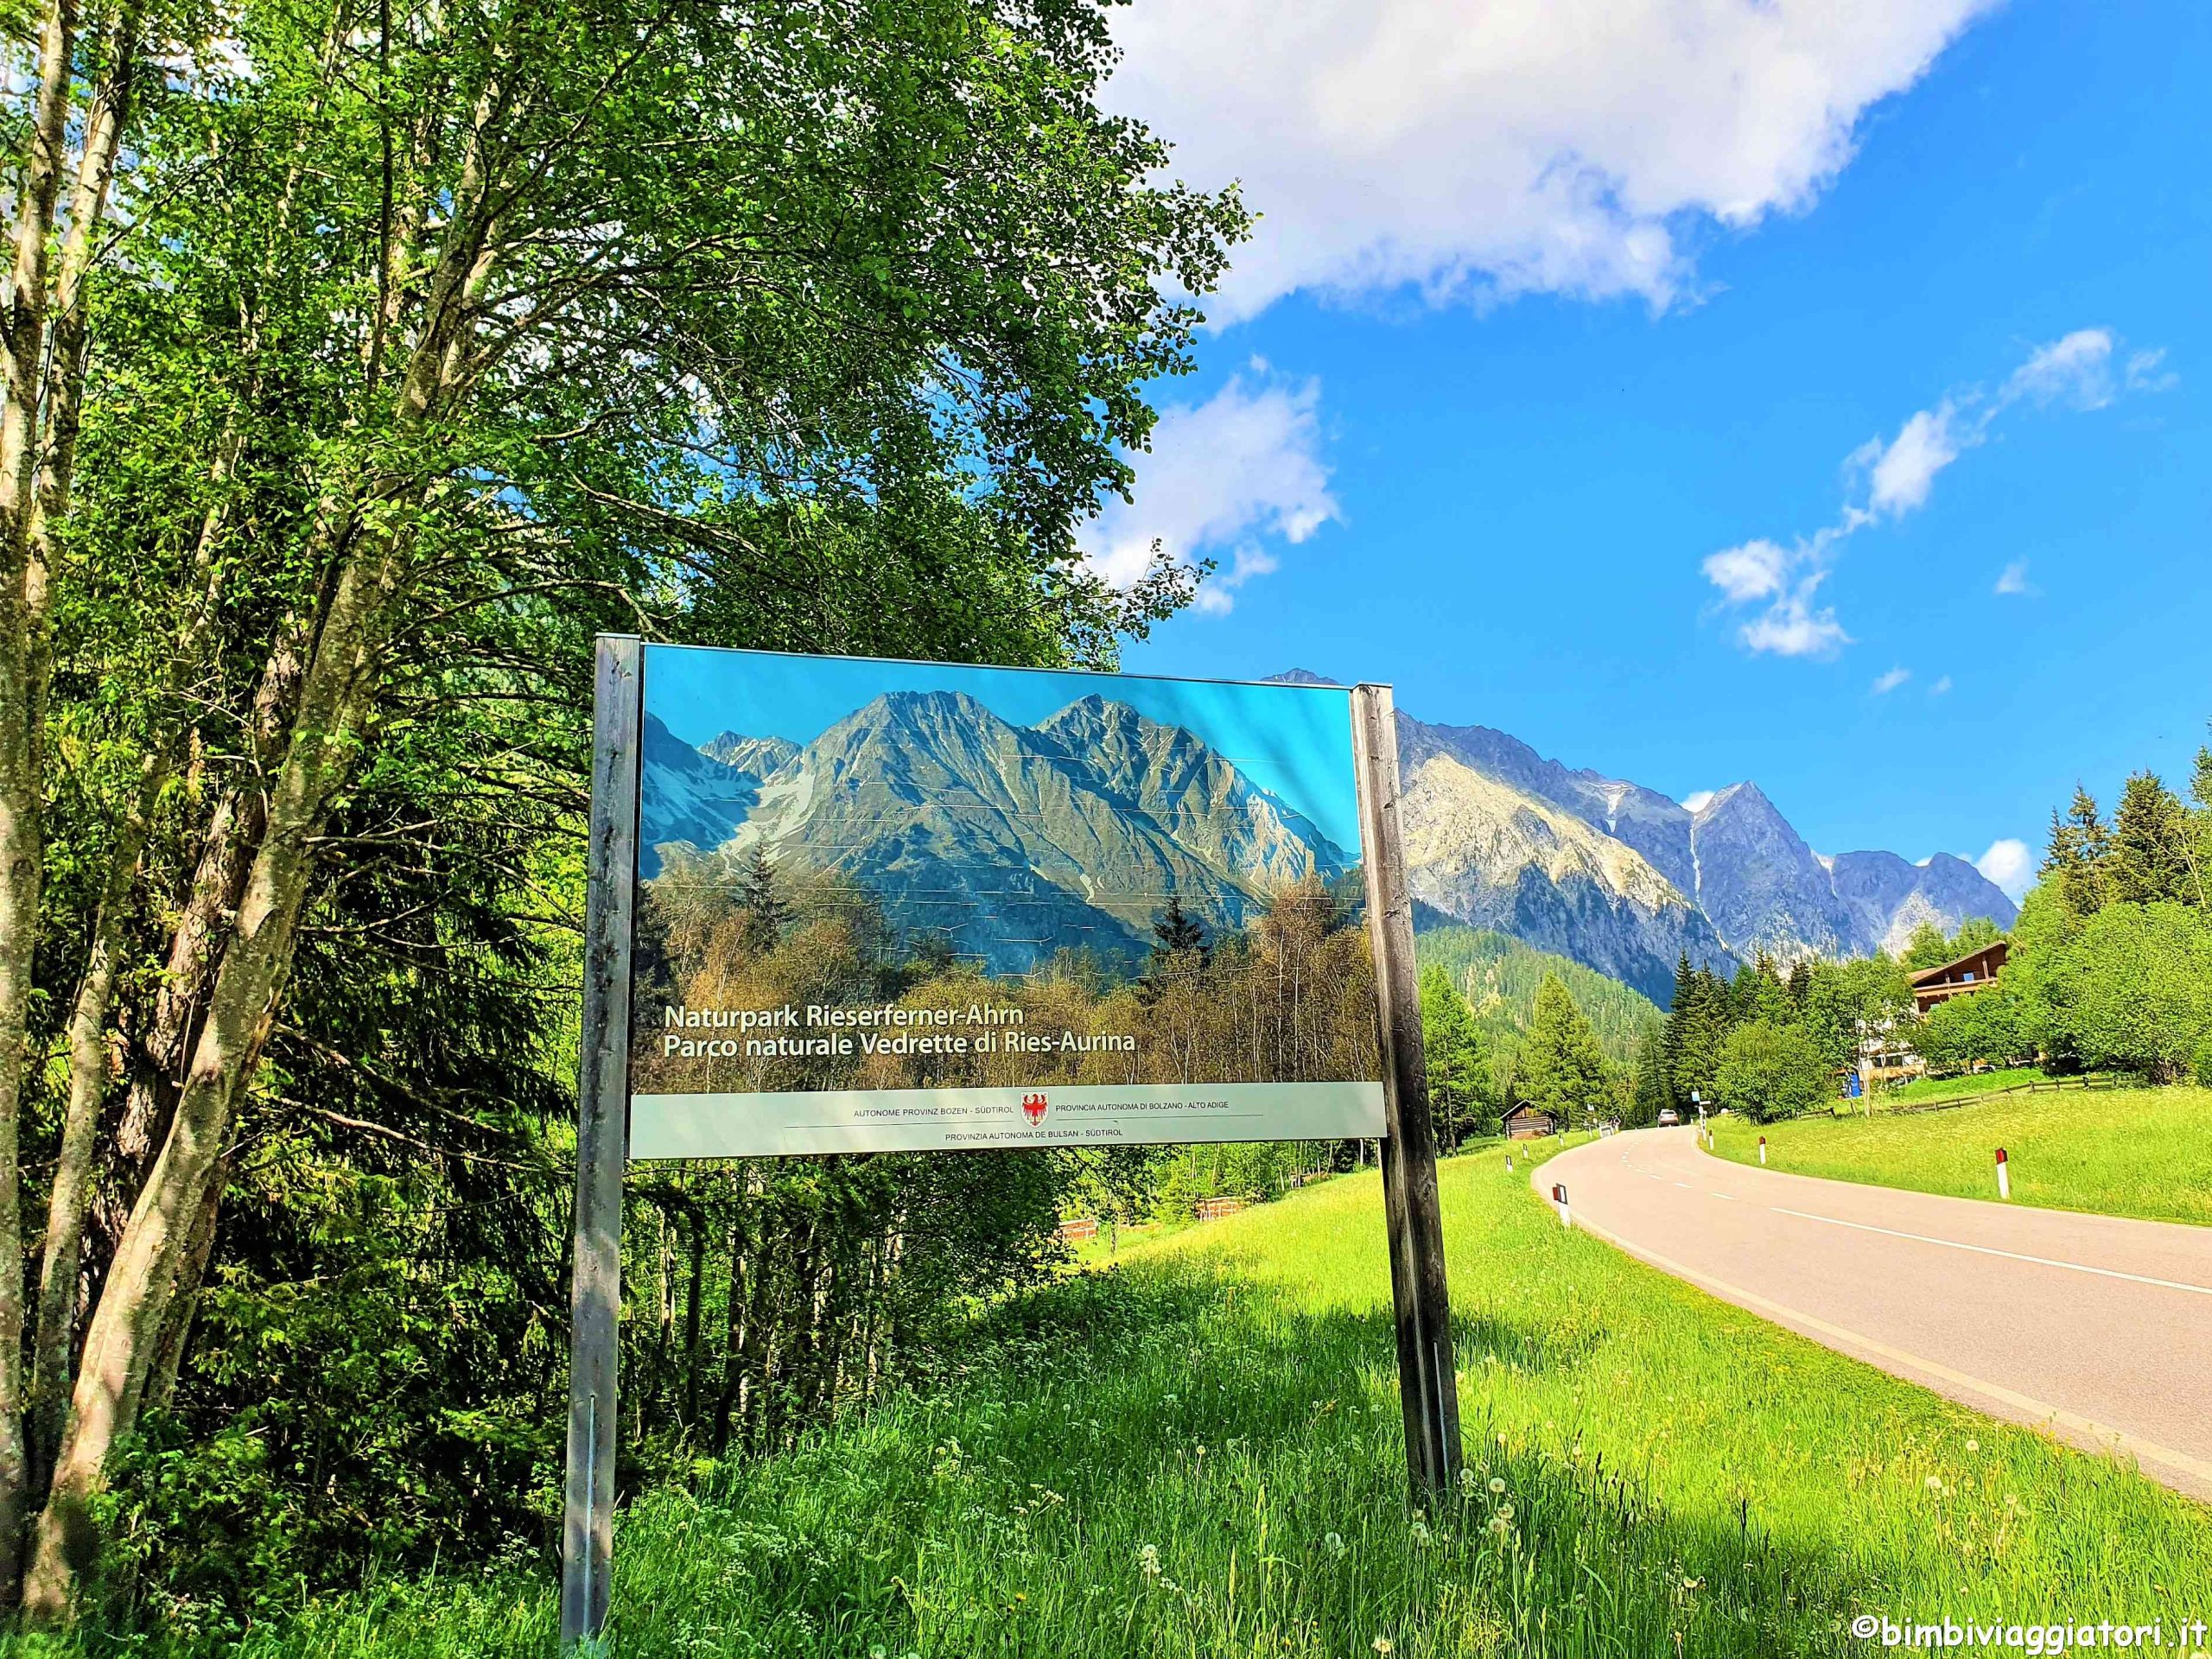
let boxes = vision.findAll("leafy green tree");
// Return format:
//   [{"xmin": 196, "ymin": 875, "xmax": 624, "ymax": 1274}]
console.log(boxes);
[
  {"xmin": 1916, "ymin": 985, "xmax": 2032, "ymax": 1071},
  {"xmin": 1713, "ymin": 1019, "xmax": 1833, "ymax": 1122},
  {"xmin": 1902, "ymin": 921, "xmax": 1955, "ymax": 970},
  {"xmin": 1518, "ymin": 975, "xmax": 1612, "ymax": 1123},
  {"xmin": 1418, "ymin": 963, "xmax": 1489, "ymax": 1148},
  {"xmin": 1799, "ymin": 954, "xmax": 1911, "ymax": 1072},
  {"xmin": 7, "ymin": 0, "xmax": 1249, "ymax": 1618},
  {"xmin": 2003, "ymin": 883, "xmax": 2086, "ymax": 1070},
  {"xmin": 2062, "ymin": 902, "xmax": 2212, "ymax": 1080},
  {"xmin": 1950, "ymin": 915, "xmax": 2006, "ymax": 954}
]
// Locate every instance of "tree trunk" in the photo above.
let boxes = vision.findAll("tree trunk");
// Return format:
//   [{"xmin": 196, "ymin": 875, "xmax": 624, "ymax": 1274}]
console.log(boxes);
[
  {"xmin": 0, "ymin": 0, "xmax": 89, "ymax": 1597},
  {"xmin": 111, "ymin": 600, "xmax": 314, "ymax": 1192},
  {"xmin": 23, "ymin": 525, "xmax": 399, "ymax": 1622},
  {"xmin": 679, "ymin": 1204, "xmax": 705, "ymax": 1437},
  {"xmin": 140, "ymin": 1154, "xmax": 228, "ymax": 1420},
  {"xmin": 30, "ymin": 752, "xmax": 162, "ymax": 1488},
  {"xmin": 35, "ymin": 441, "xmax": 233, "ymax": 1490}
]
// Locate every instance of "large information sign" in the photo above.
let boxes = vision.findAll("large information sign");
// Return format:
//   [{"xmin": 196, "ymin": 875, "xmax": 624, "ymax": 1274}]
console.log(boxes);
[
  {"xmin": 626, "ymin": 645, "xmax": 1388, "ymax": 1158},
  {"xmin": 560, "ymin": 639, "xmax": 1457, "ymax": 1648}
]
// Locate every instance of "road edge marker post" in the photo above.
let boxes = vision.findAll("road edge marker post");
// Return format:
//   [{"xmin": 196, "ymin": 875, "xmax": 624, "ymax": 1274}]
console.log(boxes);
[
  {"xmin": 1995, "ymin": 1147, "xmax": 2010, "ymax": 1201},
  {"xmin": 561, "ymin": 635, "xmax": 643, "ymax": 1649},
  {"xmin": 1551, "ymin": 1182, "xmax": 1572, "ymax": 1228},
  {"xmin": 1352, "ymin": 683, "xmax": 1463, "ymax": 1505},
  {"xmin": 1758, "ymin": 1135, "xmax": 1766, "ymax": 1166}
]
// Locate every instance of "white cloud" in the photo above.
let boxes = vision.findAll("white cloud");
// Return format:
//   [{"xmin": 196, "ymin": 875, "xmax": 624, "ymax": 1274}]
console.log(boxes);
[
  {"xmin": 1702, "ymin": 327, "xmax": 2167, "ymax": 657},
  {"xmin": 1089, "ymin": 367, "xmax": 1339, "ymax": 612},
  {"xmin": 1703, "ymin": 529, "xmax": 1849, "ymax": 658},
  {"xmin": 1975, "ymin": 837, "xmax": 2035, "ymax": 902},
  {"xmin": 1680, "ymin": 790, "xmax": 1716, "ymax": 813},
  {"xmin": 1994, "ymin": 559, "xmax": 2037, "ymax": 596},
  {"xmin": 1739, "ymin": 581, "xmax": 1850, "ymax": 658},
  {"xmin": 1927, "ymin": 674, "xmax": 1954, "ymax": 696},
  {"xmin": 2126, "ymin": 347, "xmax": 2179, "ymax": 394},
  {"xmin": 1856, "ymin": 403, "xmax": 1965, "ymax": 518},
  {"xmin": 1191, "ymin": 544, "xmax": 1281, "ymax": 616},
  {"xmin": 1700, "ymin": 539, "xmax": 1790, "ymax": 604},
  {"xmin": 1872, "ymin": 665, "xmax": 1910, "ymax": 694},
  {"xmin": 1999, "ymin": 327, "xmax": 2115, "ymax": 410},
  {"xmin": 1107, "ymin": 0, "xmax": 1996, "ymax": 322}
]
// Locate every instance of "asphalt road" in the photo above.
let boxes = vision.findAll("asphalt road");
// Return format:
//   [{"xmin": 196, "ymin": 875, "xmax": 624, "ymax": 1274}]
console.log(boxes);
[{"xmin": 1536, "ymin": 1126, "xmax": 2212, "ymax": 1501}]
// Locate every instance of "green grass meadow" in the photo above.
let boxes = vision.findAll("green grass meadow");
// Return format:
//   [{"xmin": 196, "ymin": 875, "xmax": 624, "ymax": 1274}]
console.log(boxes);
[
  {"xmin": 1709, "ymin": 1085, "xmax": 2212, "ymax": 1228},
  {"xmin": 49, "ymin": 1135, "xmax": 2209, "ymax": 1658}
]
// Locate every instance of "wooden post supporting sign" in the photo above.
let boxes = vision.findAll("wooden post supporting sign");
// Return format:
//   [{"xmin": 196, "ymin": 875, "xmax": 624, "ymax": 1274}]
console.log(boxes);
[
  {"xmin": 1351, "ymin": 683, "xmax": 1464, "ymax": 1502},
  {"xmin": 561, "ymin": 635, "xmax": 642, "ymax": 1647}
]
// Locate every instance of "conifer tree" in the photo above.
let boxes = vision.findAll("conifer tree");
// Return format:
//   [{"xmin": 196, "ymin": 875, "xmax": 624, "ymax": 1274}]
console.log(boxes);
[
  {"xmin": 1138, "ymin": 899, "xmax": 1209, "ymax": 1006},
  {"xmin": 1787, "ymin": 958, "xmax": 1814, "ymax": 1009},
  {"xmin": 1630, "ymin": 1028, "xmax": 1672, "ymax": 1127},
  {"xmin": 1657, "ymin": 952, "xmax": 1695, "ymax": 1104},
  {"xmin": 1520, "ymin": 975, "xmax": 1612, "ymax": 1123},
  {"xmin": 2109, "ymin": 771, "xmax": 2196, "ymax": 906},
  {"xmin": 2044, "ymin": 786, "xmax": 2113, "ymax": 918},
  {"xmin": 1152, "ymin": 897, "xmax": 1207, "ymax": 958},
  {"xmin": 1417, "ymin": 963, "xmax": 1489, "ymax": 1147},
  {"xmin": 736, "ymin": 846, "xmax": 790, "ymax": 957},
  {"xmin": 1671, "ymin": 969, "xmax": 1727, "ymax": 1105}
]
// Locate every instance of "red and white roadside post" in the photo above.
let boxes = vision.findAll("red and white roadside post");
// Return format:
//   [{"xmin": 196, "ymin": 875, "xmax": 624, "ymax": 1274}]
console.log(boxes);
[
  {"xmin": 1551, "ymin": 1181, "xmax": 1572, "ymax": 1228},
  {"xmin": 1758, "ymin": 1135, "xmax": 1767, "ymax": 1166},
  {"xmin": 1995, "ymin": 1147, "xmax": 2011, "ymax": 1201}
]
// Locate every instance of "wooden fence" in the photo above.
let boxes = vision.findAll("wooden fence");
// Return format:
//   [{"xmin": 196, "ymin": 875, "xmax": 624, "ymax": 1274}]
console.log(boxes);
[{"xmin": 1880, "ymin": 1072, "xmax": 2128, "ymax": 1117}]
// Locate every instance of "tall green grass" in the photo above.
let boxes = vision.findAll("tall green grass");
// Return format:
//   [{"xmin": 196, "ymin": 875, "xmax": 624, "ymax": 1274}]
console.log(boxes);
[
  {"xmin": 1711, "ymin": 1086, "xmax": 2212, "ymax": 1227},
  {"xmin": 30, "ymin": 1141, "xmax": 2212, "ymax": 1656}
]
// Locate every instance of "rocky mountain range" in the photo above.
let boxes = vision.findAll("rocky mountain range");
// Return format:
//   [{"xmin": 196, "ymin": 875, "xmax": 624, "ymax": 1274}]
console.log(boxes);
[
  {"xmin": 1355, "ymin": 679, "xmax": 2015, "ymax": 1002},
  {"xmin": 639, "ymin": 670, "xmax": 2018, "ymax": 1003},
  {"xmin": 638, "ymin": 690, "xmax": 1353, "ymax": 972}
]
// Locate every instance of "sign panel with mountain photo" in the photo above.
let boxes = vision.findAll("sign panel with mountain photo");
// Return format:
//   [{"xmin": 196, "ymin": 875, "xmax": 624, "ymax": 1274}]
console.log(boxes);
[{"xmin": 626, "ymin": 645, "xmax": 1387, "ymax": 1158}]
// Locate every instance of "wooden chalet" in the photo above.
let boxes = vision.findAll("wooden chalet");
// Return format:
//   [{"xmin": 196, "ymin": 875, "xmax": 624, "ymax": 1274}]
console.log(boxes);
[
  {"xmin": 1501, "ymin": 1104, "xmax": 1560, "ymax": 1141},
  {"xmin": 1909, "ymin": 938, "xmax": 2008, "ymax": 1013}
]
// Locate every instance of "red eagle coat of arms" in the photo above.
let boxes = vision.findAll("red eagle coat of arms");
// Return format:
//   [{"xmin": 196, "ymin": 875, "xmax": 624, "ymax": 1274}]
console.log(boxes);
[{"xmin": 1020, "ymin": 1091, "xmax": 1049, "ymax": 1125}]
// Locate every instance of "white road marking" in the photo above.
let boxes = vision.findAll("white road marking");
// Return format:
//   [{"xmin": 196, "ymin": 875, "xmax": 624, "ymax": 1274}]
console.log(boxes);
[
  {"xmin": 1710, "ymin": 1192, "xmax": 1737, "ymax": 1201},
  {"xmin": 1769, "ymin": 1207, "xmax": 2212, "ymax": 1299},
  {"xmin": 1674, "ymin": 1181, "xmax": 1690, "ymax": 1188}
]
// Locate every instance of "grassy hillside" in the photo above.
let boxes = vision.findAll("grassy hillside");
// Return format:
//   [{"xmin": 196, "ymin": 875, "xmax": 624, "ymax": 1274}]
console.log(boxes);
[
  {"xmin": 1711, "ymin": 1085, "xmax": 2212, "ymax": 1228},
  {"xmin": 97, "ymin": 1139, "xmax": 2212, "ymax": 1657},
  {"xmin": 1415, "ymin": 925, "xmax": 1660, "ymax": 1074}
]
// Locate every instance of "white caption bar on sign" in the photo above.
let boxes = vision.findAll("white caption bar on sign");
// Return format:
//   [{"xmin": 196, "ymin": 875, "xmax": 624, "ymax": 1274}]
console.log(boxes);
[{"xmin": 630, "ymin": 1080, "xmax": 1385, "ymax": 1160}]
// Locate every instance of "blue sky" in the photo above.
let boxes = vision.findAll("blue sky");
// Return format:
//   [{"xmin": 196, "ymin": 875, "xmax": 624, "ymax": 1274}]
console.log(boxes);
[
  {"xmin": 1096, "ymin": 1, "xmax": 2211, "ymax": 898},
  {"xmin": 644, "ymin": 645, "xmax": 1365, "ymax": 855}
]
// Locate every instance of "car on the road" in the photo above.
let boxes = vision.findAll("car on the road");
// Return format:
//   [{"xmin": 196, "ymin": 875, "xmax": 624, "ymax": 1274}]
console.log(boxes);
[{"xmin": 1657, "ymin": 1108, "xmax": 1681, "ymax": 1126}]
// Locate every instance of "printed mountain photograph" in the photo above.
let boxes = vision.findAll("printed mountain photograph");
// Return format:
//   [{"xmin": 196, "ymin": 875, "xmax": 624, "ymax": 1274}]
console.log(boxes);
[{"xmin": 630, "ymin": 648, "xmax": 1384, "ymax": 1099}]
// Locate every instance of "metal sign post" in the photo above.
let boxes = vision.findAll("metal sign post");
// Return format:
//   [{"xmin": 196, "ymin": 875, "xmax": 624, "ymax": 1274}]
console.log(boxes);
[
  {"xmin": 1351, "ymin": 683, "xmax": 1464, "ymax": 1501},
  {"xmin": 561, "ymin": 635, "xmax": 641, "ymax": 1646}
]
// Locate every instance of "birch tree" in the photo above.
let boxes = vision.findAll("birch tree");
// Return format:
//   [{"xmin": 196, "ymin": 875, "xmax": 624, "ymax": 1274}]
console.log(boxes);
[{"xmin": 15, "ymin": 0, "xmax": 1242, "ymax": 1618}]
